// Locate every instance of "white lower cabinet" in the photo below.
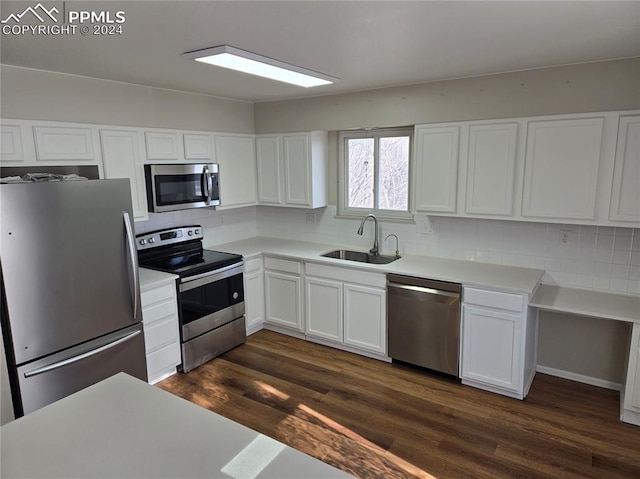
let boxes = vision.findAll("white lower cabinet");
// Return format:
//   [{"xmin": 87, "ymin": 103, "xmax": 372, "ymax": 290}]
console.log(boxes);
[
  {"xmin": 140, "ymin": 279, "xmax": 181, "ymax": 384},
  {"xmin": 264, "ymin": 257, "xmax": 303, "ymax": 333},
  {"xmin": 622, "ymin": 322, "xmax": 640, "ymax": 425},
  {"xmin": 243, "ymin": 257, "xmax": 265, "ymax": 335},
  {"xmin": 461, "ymin": 286, "xmax": 536, "ymax": 400},
  {"xmin": 304, "ymin": 263, "xmax": 387, "ymax": 357}
]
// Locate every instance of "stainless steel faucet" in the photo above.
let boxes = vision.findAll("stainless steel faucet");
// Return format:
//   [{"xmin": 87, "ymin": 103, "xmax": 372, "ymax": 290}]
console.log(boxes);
[
  {"xmin": 385, "ymin": 234, "xmax": 400, "ymax": 258},
  {"xmin": 357, "ymin": 214, "xmax": 379, "ymax": 256}
]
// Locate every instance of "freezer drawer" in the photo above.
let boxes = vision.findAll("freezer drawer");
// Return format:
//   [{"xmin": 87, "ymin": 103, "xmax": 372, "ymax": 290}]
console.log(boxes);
[{"xmin": 16, "ymin": 324, "xmax": 147, "ymax": 416}]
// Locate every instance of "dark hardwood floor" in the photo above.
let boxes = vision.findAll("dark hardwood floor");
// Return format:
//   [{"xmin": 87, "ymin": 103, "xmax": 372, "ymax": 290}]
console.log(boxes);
[{"xmin": 157, "ymin": 330, "xmax": 640, "ymax": 479}]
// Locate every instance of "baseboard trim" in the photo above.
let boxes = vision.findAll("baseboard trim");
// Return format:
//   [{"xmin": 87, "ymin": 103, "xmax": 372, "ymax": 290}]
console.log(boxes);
[{"xmin": 536, "ymin": 365, "xmax": 622, "ymax": 391}]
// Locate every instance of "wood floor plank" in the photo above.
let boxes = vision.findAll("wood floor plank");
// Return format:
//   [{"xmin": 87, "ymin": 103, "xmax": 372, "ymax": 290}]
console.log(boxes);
[{"xmin": 158, "ymin": 330, "xmax": 640, "ymax": 479}]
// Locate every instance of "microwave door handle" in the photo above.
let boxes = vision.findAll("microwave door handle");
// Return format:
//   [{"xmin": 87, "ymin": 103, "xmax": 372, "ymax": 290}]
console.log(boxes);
[{"xmin": 204, "ymin": 166, "xmax": 213, "ymax": 206}]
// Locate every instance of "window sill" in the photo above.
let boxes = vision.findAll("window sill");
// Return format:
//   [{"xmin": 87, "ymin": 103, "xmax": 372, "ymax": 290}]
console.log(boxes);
[{"xmin": 334, "ymin": 212, "xmax": 416, "ymax": 224}]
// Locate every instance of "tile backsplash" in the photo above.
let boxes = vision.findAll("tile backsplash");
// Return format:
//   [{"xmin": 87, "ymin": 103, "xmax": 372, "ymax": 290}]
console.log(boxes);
[
  {"xmin": 135, "ymin": 205, "xmax": 639, "ymax": 295},
  {"xmin": 256, "ymin": 206, "xmax": 640, "ymax": 295}
]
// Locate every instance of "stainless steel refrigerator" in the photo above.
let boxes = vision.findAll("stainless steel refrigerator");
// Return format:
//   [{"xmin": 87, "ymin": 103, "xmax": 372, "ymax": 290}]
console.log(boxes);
[{"xmin": 0, "ymin": 179, "xmax": 147, "ymax": 417}]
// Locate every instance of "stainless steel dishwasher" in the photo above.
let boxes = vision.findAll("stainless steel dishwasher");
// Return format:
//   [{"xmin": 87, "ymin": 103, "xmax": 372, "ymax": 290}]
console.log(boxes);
[{"xmin": 387, "ymin": 274, "xmax": 461, "ymax": 377}]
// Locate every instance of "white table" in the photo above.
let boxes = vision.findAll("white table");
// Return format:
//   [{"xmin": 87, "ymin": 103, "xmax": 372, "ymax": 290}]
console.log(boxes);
[{"xmin": 0, "ymin": 373, "xmax": 351, "ymax": 478}]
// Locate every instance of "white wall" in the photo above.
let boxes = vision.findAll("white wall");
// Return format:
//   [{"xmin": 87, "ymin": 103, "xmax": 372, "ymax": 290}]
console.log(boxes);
[
  {"xmin": 254, "ymin": 58, "xmax": 640, "ymax": 133},
  {"xmin": 0, "ymin": 65, "xmax": 254, "ymax": 133}
]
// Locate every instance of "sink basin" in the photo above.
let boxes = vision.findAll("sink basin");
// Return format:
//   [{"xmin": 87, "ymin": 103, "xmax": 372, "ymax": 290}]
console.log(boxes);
[{"xmin": 321, "ymin": 249, "xmax": 400, "ymax": 264}]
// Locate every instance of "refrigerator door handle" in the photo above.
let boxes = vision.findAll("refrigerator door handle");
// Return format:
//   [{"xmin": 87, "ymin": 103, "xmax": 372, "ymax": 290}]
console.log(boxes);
[
  {"xmin": 23, "ymin": 330, "xmax": 142, "ymax": 378},
  {"xmin": 123, "ymin": 211, "xmax": 140, "ymax": 320}
]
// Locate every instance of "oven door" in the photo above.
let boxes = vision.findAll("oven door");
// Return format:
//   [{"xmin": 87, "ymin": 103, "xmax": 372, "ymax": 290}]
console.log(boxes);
[
  {"xmin": 178, "ymin": 263, "xmax": 244, "ymax": 342},
  {"xmin": 145, "ymin": 163, "xmax": 220, "ymax": 213}
]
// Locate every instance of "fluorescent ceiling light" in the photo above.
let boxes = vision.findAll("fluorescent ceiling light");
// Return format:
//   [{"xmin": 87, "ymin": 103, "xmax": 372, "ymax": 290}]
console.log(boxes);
[{"xmin": 183, "ymin": 45, "xmax": 339, "ymax": 88}]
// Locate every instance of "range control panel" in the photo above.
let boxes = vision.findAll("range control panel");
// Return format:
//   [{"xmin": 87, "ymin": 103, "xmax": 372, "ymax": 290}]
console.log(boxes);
[{"xmin": 136, "ymin": 226, "xmax": 203, "ymax": 251}]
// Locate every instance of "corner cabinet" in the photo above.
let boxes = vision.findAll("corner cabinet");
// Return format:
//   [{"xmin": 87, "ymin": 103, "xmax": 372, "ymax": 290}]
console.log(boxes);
[
  {"xmin": 461, "ymin": 286, "xmax": 537, "ymax": 400},
  {"xmin": 140, "ymin": 275, "xmax": 181, "ymax": 385},
  {"xmin": 255, "ymin": 131, "xmax": 328, "ymax": 208},
  {"xmin": 304, "ymin": 263, "xmax": 387, "ymax": 358},
  {"xmin": 263, "ymin": 257, "xmax": 304, "ymax": 335},
  {"xmin": 214, "ymin": 134, "xmax": 257, "ymax": 209}
]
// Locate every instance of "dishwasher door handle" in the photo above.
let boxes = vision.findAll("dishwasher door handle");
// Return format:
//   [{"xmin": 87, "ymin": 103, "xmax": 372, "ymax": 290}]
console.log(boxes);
[{"xmin": 387, "ymin": 282, "xmax": 460, "ymax": 298}]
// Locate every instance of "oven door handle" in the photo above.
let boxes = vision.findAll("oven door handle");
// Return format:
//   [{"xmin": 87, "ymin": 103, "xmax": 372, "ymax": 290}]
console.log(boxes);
[
  {"xmin": 202, "ymin": 165, "xmax": 213, "ymax": 206},
  {"xmin": 179, "ymin": 262, "xmax": 244, "ymax": 292}
]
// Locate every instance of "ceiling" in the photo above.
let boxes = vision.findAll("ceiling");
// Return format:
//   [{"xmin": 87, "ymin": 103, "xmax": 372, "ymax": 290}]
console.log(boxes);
[{"xmin": 1, "ymin": 1, "xmax": 639, "ymax": 102}]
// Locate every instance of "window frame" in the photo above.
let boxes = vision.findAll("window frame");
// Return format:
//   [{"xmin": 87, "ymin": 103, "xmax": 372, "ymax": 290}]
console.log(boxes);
[{"xmin": 337, "ymin": 127, "xmax": 414, "ymax": 221}]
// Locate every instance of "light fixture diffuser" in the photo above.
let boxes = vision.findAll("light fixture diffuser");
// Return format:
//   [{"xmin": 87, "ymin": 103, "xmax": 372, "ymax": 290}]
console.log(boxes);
[{"xmin": 183, "ymin": 45, "xmax": 339, "ymax": 88}]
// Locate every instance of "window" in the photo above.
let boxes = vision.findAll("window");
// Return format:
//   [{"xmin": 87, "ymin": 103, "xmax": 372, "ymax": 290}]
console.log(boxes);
[{"xmin": 338, "ymin": 128, "xmax": 412, "ymax": 219}]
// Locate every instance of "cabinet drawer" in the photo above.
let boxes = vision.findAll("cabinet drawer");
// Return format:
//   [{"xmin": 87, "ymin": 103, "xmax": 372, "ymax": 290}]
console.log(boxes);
[
  {"xmin": 142, "ymin": 299, "xmax": 176, "ymax": 325},
  {"xmin": 146, "ymin": 342, "xmax": 180, "ymax": 375},
  {"xmin": 244, "ymin": 256, "xmax": 263, "ymax": 273},
  {"xmin": 141, "ymin": 282, "xmax": 176, "ymax": 308},
  {"xmin": 143, "ymin": 316, "xmax": 178, "ymax": 352},
  {"xmin": 463, "ymin": 287, "xmax": 523, "ymax": 312},
  {"xmin": 306, "ymin": 262, "xmax": 386, "ymax": 288},
  {"xmin": 264, "ymin": 257, "xmax": 301, "ymax": 275}
]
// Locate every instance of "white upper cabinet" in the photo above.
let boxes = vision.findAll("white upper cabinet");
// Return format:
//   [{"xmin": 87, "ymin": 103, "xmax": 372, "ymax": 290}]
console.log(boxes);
[
  {"xmin": 214, "ymin": 134, "xmax": 257, "ymax": 209},
  {"xmin": 145, "ymin": 131, "xmax": 181, "ymax": 161},
  {"xmin": 183, "ymin": 133, "xmax": 213, "ymax": 161},
  {"xmin": 465, "ymin": 122, "xmax": 518, "ymax": 216},
  {"xmin": 255, "ymin": 131, "xmax": 327, "ymax": 209},
  {"xmin": 100, "ymin": 129, "xmax": 148, "ymax": 221},
  {"xmin": 609, "ymin": 115, "xmax": 640, "ymax": 223},
  {"xmin": 0, "ymin": 124, "xmax": 24, "ymax": 163},
  {"xmin": 522, "ymin": 116, "xmax": 604, "ymax": 220},
  {"xmin": 33, "ymin": 126, "xmax": 97, "ymax": 162},
  {"xmin": 413, "ymin": 124, "xmax": 459, "ymax": 213},
  {"xmin": 256, "ymin": 136, "xmax": 282, "ymax": 204}
]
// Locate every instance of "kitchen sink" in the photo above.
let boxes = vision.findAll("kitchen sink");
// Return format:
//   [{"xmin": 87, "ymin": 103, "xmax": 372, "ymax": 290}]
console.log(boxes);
[{"xmin": 321, "ymin": 249, "xmax": 400, "ymax": 264}]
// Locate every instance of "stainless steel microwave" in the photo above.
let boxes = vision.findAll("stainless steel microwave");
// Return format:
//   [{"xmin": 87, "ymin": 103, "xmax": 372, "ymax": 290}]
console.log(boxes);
[{"xmin": 144, "ymin": 163, "xmax": 220, "ymax": 213}]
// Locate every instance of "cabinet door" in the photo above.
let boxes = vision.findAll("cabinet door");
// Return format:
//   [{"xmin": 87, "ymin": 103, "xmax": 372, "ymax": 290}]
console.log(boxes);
[
  {"xmin": 145, "ymin": 131, "xmax": 180, "ymax": 160},
  {"xmin": 0, "ymin": 124, "xmax": 24, "ymax": 163},
  {"xmin": 413, "ymin": 125, "xmax": 459, "ymax": 213},
  {"xmin": 343, "ymin": 283, "xmax": 386, "ymax": 354},
  {"xmin": 522, "ymin": 117, "xmax": 604, "ymax": 220},
  {"xmin": 623, "ymin": 323, "xmax": 640, "ymax": 413},
  {"xmin": 609, "ymin": 115, "xmax": 640, "ymax": 222},
  {"xmin": 283, "ymin": 134, "xmax": 311, "ymax": 206},
  {"xmin": 465, "ymin": 122, "xmax": 518, "ymax": 216},
  {"xmin": 461, "ymin": 305, "xmax": 521, "ymax": 392},
  {"xmin": 215, "ymin": 135, "xmax": 257, "ymax": 208},
  {"xmin": 183, "ymin": 134, "xmax": 213, "ymax": 161},
  {"xmin": 306, "ymin": 276, "xmax": 342, "ymax": 343},
  {"xmin": 256, "ymin": 136, "xmax": 282, "ymax": 204},
  {"xmin": 100, "ymin": 129, "xmax": 148, "ymax": 221},
  {"xmin": 264, "ymin": 271, "xmax": 302, "ymax": 331},
  {"xmin": 33, "ymin": 126, "xmax": 96, "ymax": 161},
  {"xmin": 244, "ymin": 269, "xmax": 265, "ymax": 333}
]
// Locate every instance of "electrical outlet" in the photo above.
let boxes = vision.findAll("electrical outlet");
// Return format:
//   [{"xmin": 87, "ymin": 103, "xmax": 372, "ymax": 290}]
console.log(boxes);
[
  {"xmin": 421, "ymin": 216, "xmax": 435, "ymax": 235},
  {"xmin": 559, "ymin": 229, "xmax": 572, "ymax": 245},
  {"xmin": 306, "ymin": 213, "xmax": 316, "ymax": 224}
]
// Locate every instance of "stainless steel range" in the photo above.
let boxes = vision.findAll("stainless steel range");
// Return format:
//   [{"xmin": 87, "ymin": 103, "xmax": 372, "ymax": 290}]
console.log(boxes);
[{"xmin": 136, "ymin": 226, "xmax": 245, "ymax": 372}]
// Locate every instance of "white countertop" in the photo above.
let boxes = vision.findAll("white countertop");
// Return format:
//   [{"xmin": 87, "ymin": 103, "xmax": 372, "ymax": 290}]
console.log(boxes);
[
  {"xmin": 208, "ymin": 237, "xmax": 544, "ymax": 294},
  {"xmin": 530, "ymin": 284, "xmax": 640, "ymax": 324},
  {"xmin": 0, "ymin": 373, "xmax": 351, "ymax": 479},
  {"xmin": 139, "ymin": 267, "xmax": 178, "ymax": 290}
]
